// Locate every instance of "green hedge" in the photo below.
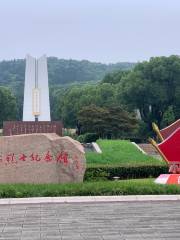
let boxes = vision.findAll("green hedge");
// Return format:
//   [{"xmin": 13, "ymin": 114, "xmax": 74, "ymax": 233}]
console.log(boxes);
[
  {"xmin": 0, "ymin": 179, "xmax": 180, "ymax": 197},
  {"xmin": 85, "ymin": 165, "xmax": 168, "ymax": 181},
  {"xmin": 77, "ymin": 133, "xmax": 99, "ymax": 143}
]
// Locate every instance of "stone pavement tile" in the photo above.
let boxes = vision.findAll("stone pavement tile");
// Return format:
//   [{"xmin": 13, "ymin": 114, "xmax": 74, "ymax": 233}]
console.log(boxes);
[
  {"xmin": 100, "ymin": 231, "xmax": 121, "ymax": 236},
  {"xmin": 144, "ymin": 239, "xmax": 174, "ymax": 240},
  {"xmin": 162, "ymin": 238, "xmax": 180, "ymax": 239},
  {"xmin": 40, "ymin": 226, "xmax": 59, "ymax": 231},
  {"xmin": 22, "ymin": 225, "xmax": 40, "ymax": 230},
  {"xmin": 3, "ymin": 223, "xmax": 23, "ymax": 228},
  {"xmin": 81, "ymin": 232, "xmax": 104, "ymax": 236},
  {"xmin": 61, "ymin": 230, "xmax": 83, "ymax": 236},
  {"xmin": 0, "ymin": 231, "xmax": 22, "ymax": 237},
  {"xmin": 122, "ymin": 237, "xmax": 147, "ymax": 240},
  {"xmin": 102, "ymin": 235, "xmax": 125, "ymax": 240},
  {"xmin": 22, "ymin": 228, "xmax": 40, "ymax": 232},
  {"xmin": 41, "ymin": 230, "xmax": 61, "ymax": 238},
  {"xmin": 61, "ymin": 237, "xmax": 83, "ymax": 240},
  {"xmin": 82, "ymin": 237, "xmax": 103, "ymax": 240},
  {"xmin": 3, "ymin": 229, "xmax": 22, "ymax": 233},
  {"xmin": 21, "ymin": 231, "xmax": 40, "ymax": 238},
  {"xmin": 45, "ymin": 237, "xmax": 62, "ymax": 240},
  {"xmin": 0, "ymin": 237, "xmax": 21, "ymax": 240},
  {"xmin": 159, "ymin": 232, "xmax": 180, "ymax": 238},
  {"xmin": 0, "ymin": 238, "xmax": 21, "ymax": 240},
  {"xmin": 41, "ymin": 223, "xmax": 59, "ymax": 227},
  {"xmin": 21, "ymin": 237, "xmax": 41, "ymax": 240}
]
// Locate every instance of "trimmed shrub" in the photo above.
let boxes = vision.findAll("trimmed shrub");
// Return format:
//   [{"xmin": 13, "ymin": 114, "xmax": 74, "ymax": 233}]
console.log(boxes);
[
  {"xmin": 77, "ymin": 133, "xmax": 99, "ymax": 143},
  {"xmin": 85, "ymin": 165, "xmax": 168, "ymax": 181}
]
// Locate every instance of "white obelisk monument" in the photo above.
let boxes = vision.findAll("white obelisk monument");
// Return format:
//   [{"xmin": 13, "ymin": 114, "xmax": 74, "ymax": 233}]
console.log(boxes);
[{"xmin": 23, "ymin": 55, "xmax": 51, "ymax": 121}]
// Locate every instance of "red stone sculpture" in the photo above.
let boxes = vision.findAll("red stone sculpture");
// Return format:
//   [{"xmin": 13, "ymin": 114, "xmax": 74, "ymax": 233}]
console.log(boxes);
[
  {"xmin": 150, "ymin": 128, "xmax": 180, "ymax": 174},
  {"xmin": 152, "ymin": 119, "xmax": 180, "ymax": 141},
  {"xmin": 150, "ymin": 120, "xmax": 180, "ymax": 183},
  {"xmin": 160, "ymin": 119, "xmax": 180, "ymax": 140}
]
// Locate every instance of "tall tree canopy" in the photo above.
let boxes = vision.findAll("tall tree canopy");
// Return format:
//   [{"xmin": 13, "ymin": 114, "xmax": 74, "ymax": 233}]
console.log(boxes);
[
  {"xmin": 52, "ymin": 83, "xmax": 117, "ymax": 127},
  {"xmin": 77, "ymin": 105, "xmax": 138, "ymax": 138},
  {"xmin": 101, "ymin": 70, "xmax": 131, "ymax": 85},
  {"xmin": 117, "ymin": 55, "xmax": 180, "ymax": 129},
  {"xmin": 0, "ymin": 87, "xmax": 17, "ymax": 127}
]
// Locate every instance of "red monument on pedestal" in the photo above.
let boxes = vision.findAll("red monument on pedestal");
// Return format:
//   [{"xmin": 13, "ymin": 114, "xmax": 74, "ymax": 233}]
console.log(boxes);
[{"xmin": 150, "ymin": 120, "xmax": 180, "ymax": 184}]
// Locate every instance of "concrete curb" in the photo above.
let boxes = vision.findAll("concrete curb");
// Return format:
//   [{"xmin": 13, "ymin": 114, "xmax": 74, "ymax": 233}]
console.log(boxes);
[
  {"xmin": 92, "ymin": 142, "xmax": 102, "ymax": 153},
  {"xmin": 131, "ymin": 142, "xmax": 147, "ymax": 155},
  {"xmin": 0, "ymin": 195, "xmax": 180, "ymax": 205}
]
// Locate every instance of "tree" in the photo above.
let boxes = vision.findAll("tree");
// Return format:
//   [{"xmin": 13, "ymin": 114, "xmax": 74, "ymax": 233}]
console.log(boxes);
[
  {"xmin": 77, "ymin": 105, "xmax": 138, "ymax": 138},
  {"xmin": 117, "ymin": 55, "xmax": 180, "ymax": 130},
  {"xmin": 161, "ymin": 106, "xmax": 175, "ymax": 128},
  {"xmin": 0, "ymin": 87, "xmax": 17, "ymax": 127},
  {"xmin": 53, "ymin": 84, "xmax": 117, "ymax": 127},
  {"xmin": 101, "ymin": 70, "xmax": 131, "ymax": 84}
]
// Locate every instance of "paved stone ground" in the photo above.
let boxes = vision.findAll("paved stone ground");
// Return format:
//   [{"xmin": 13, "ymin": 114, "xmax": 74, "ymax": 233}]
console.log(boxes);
[{"xmin": 0, "ymin": 201, "xmax": 180, "ymax": 240}]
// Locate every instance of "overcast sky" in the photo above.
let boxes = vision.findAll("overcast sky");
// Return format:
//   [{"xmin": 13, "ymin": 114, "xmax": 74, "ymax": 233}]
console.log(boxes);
[{"xmin": 0, "ymin": 0, "xmax": 179, "ymax": 63}]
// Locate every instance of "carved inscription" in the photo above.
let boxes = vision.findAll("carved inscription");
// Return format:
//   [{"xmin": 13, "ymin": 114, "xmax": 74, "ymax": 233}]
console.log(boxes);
[{"xmin": 0, "ymin": 151, "xmax": 81, "ymax": 171}]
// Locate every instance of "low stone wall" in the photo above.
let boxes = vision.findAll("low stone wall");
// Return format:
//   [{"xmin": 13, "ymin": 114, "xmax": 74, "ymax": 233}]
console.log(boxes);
[
  {"xmin": 0, "ymin": 133, "xmax": 86, "ymax": 184},
  {"xmin": 3, "ymin": 121, "xmax": 63, "ymax": 136}
]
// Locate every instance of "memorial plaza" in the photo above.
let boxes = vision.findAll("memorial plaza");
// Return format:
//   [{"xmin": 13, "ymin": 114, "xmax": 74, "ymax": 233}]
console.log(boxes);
[{"xmin": 0, "ymin": 196, "xmax": 179, "ymax": 240}]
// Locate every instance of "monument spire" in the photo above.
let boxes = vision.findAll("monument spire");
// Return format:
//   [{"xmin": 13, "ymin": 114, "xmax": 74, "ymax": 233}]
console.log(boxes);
[{"xmin": 23, "ymin": 55, "xmax": 51, "ymax": 121}]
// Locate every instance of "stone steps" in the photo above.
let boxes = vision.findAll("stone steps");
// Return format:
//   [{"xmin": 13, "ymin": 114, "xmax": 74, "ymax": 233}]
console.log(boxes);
[{"xmin": 138, "ymin": 143, "xmax": 159, "ymax": 156}]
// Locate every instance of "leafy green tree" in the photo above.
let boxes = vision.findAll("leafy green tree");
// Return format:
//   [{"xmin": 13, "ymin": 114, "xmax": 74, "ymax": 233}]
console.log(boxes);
[
  {"xmin": 117, "ymin": 55, "xmax": 180, "ymax": 130},
  {"xmin": 77, "ymin": 105, "xmax": 138, "ymax": 138},
  {"xmin": 161, "ymin": 106, "xmax": 175, "ymax": 128},
  {"xmin": 53, "ymin": 84, "xmax": 118, "ymax": 127},
  {"xmin": 0, "ymin": 87, "xmax": 17, "ymax": 127},
  {"xmin": 102, "ymin": 70, "xmax": 131, "ymax": 84}
]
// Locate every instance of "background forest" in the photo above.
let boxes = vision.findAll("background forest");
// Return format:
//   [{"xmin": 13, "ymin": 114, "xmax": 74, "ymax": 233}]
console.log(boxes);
[{"xmin": 0, "ymin": 55, "xmax": 179, "ymax": 141}]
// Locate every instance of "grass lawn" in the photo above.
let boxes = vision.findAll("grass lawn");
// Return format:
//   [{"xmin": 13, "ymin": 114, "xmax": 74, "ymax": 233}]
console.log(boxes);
[
  {"xmin": 0, "ymin": 179, "xmax": 179, "ymax": 198},
  {"xmin": 86, "ymin": 140, "xmax": 165, "ymax": 167}
]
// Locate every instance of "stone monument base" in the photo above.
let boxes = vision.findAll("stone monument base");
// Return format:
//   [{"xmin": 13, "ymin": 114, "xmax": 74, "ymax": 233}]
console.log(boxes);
[
  {"xmin": 0, "ymin": 133, "xmax": 86, "ymax": 184},
  {"xmin": 155, "ymin": 174, "xmax": 180, "ymax": 184}
]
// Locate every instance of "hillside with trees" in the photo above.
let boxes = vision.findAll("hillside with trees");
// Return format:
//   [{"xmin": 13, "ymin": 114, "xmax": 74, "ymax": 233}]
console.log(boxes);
[
  {"xmin": 0, "ymin": 57, "xmax": 135, "ymax": 89},
  {"xmin": 0, "ymin": 57, "xmax": 135, "ymax": 122},
  {"xmin": 52, "ymin": 55, "xmax": 180, "ymax": 139},
  {"xmin": 0, "ymin": 55, "xmax": 179, "ymax": 140}
]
